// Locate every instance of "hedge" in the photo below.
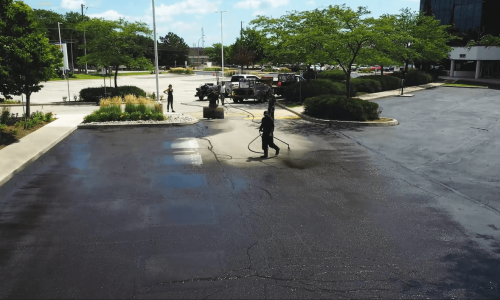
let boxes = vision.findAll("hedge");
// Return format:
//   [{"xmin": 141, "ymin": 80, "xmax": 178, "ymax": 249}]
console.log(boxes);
[
  {"xmin": 80, "ymin": 86, "xmax": 146, "ymax": 102},
  {"xmin": 351, "ymin": 78, "xmax": 382, "ymax": 93},
  {"xmin": 304, "ymin": 95, "xmax": 380, "ymax": 121},
  {"xmin": 390, "ymin": 70, "xmax": 432, "ymax": 86},
  {"xmin": 359, "ymin": 75, "xmax": 401, "ymax": 91},
  {"xmin": 317, "ymin": 70, "xmax": 347, "ymax": 81},
  {"xmin": 205, "ymin": 67, "xmax": 222, "ymax": 71},
  {"xmin": 284, "ymin": 79, "xmax": 356, "ymax": 101}
]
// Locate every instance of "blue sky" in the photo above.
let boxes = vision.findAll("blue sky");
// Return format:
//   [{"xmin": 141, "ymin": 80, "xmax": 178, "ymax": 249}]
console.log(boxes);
[{"xmin": 26, "ymin": 0, "xmax": 419, "ymax": 47}]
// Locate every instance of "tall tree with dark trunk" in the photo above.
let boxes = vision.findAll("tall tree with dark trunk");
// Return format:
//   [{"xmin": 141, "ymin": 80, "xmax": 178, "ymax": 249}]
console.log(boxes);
[
  {"xmin": 75, "ymin": 18, "xmax": 152, "ymax": 88},
  {"xmin": 253, "ymin": 5, "xmax": 376, "ymax": 96},
  {"xmin": 232, "ymin": 46, "xmax": 255, "ymax": 72},
  {"xmin": 158, "ymin": 32, "xmax": 189, "ymax": 67},
  {"xmin": 0, "ymin": 0, "xmax": 62, "ymax": 114}
]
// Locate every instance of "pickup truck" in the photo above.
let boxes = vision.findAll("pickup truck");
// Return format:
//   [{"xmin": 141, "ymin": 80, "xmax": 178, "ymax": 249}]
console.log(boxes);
[
  {"xmin": 227, "ymin": 74, "xmax": 260, "ymax": 91},
  {"xmin": 273, "ymin": 73, "xmax": 305, "ymax": 96},
  {"xmin": 222, "ymin": 77, "xmax": 273, "ymax": 103}
]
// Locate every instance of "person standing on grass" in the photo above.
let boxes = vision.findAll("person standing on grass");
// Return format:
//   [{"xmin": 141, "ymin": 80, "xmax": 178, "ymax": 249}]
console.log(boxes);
[{"xmin": 163, "ymin": 84, "xmax": 175, "ymax": 112}]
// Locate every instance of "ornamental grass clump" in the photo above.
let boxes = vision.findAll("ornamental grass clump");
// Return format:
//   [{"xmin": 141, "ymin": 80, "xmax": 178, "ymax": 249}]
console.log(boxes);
[
  {"xmin": 169, "ymin": 67, "xmax": 194, "ymax": 74},
  {"xmin": 100, "ymin": 96, "xmax": 122, "ymax": 107},
  {"xmin": 83, "ymin": 94, "xmax": 166, "ymax": 123}
]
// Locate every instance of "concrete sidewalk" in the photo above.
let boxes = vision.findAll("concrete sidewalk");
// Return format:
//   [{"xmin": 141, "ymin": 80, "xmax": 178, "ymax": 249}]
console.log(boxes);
[
  {"xmin": 0, "ymin": 114, "xmax": 86, "ymax": 187},
  {"xmin": 439, "ymin": 76, "xmax": 500, "ymax": 85},
  {"xmin": 357, "ymin": 82, "xmax": 444, "ymax": 101}
]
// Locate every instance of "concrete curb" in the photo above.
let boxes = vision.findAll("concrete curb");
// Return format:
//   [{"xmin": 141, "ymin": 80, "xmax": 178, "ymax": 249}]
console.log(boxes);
[
  {"xmin": 77, "ymin": 120, "xmax": 200, "ymax": 129},
  {"xmin": 0, "ymin": 126, "xmax": 78, "ymax": 188},
  {"xmin": 441, "ymin": 85, "xmax": 489, "ymax": 89},
  {"xmin": 0, "ymin": 102, "xmax": 96, "ymax": 107},
  {"xmin": 276, "ymin": 102, "xmax": 399, "ymax": 127},
  {"xmin": 357, "ymin": 83, "xmax": 444, "ymax": 101}
]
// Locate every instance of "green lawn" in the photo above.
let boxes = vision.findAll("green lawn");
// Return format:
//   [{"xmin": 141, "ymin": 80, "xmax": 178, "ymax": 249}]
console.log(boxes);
[
  {"xmin": 443, "ymin": 83, "xmax": 485, "ymax": 88},
  {"xmin": 48, "ymin": 72, "xmax": 153, "ymax": 81}
]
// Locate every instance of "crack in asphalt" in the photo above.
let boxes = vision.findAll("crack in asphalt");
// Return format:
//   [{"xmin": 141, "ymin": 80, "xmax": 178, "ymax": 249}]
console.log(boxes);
[{"xmin": 331, "ymin": 129, "xmax": 500, "ymax": 215}]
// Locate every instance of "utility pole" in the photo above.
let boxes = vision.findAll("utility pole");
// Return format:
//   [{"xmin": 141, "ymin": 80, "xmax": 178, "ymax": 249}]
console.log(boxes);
[
  {"xmin": 81, "ymin": 4, "xmax": 88, "ymax": 74},
  {"xmin": 58, "ymin": 22, "xmax": 70, "ymax": 102},
  {"xmin": 201, "ymin": 27, "xmax": 205, "ymax": 49},
  {"xmin": 241, "ymin": 21, "xmax": 243, "ymax": 39},
  {"xmin": 216, "ymin": 11, "xmax": 227, "ymax": 76},
  {"xmin": 152, "ymin": 0, "xmax": 160, "ymax": 103}
]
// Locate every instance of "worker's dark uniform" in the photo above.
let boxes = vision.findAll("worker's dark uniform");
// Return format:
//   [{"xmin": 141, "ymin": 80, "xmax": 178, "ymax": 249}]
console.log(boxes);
[
  {"xmin": 259, "ymin": 115, "xmax": 280, "ymax": 157},
  {"xmin": 268, "ymin": 94, "xmax": 276, "ymax": 120}
]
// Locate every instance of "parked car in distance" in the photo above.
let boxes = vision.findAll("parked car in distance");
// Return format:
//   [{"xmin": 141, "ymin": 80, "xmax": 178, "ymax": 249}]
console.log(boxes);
[
  {"xmin": 383, "ymin": 66, "xmax": 395, "ymax": 72},
  {"xmin": 371, "ymin": 65, "xmax": 382, "ymax": 71}
]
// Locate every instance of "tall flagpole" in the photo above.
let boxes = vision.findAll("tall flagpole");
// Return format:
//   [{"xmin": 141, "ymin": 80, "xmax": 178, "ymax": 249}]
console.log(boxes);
[
  {"xmin": 216, "ymin": 11, "xmax": 227, "ymax": 77},
  {"xmin": 152, "ymin": 0, "xmax": 160, "ymax": 103},
  {"xmin": 58, "ymin": 22, "xmax": 70, "ymax": 102}
]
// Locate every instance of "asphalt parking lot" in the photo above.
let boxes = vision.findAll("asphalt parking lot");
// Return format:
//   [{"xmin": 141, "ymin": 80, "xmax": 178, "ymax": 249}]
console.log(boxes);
[{"xmin": 1, "ymin": 86, "xmax": 500, "ymax": 298}]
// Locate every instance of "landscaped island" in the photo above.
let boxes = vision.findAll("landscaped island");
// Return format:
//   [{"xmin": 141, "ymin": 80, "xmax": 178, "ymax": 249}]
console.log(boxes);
[{"xmin": 83, "ymin": 95, "xmax": 166, "ymax": 123}]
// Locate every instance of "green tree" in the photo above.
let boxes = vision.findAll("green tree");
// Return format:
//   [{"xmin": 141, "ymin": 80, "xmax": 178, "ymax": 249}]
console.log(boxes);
[
  {"xmin": 238, "ymin": 28, "xmax": 266, "ymax": 66},
  {"xmin": 204, "ymin": 43, "xmax": 233, "ymax": 66},
  {"xmin": 253, "ymin": 5, "xmax": 376, "ymax": 96},
  {"xmin": 75, "ymin": 18, "xmax": 152, "ymax": 87},
  {"xmin": 251, "ymin": 13, "xmax": 309, "ymax": 67},
  {"xmin": 232, "ymin": 45, "xmax": 255, "ymax": 71},
  {"xmin": 467, "ymin": 35, "xmax": 500, "ymax": 48},
  {"xmin": 0, "ymin": 0, "xmax": 62, "ymax": 114},
  {"xmin": 365, "ymin": 15, "xmax": 400, "ymax": 75},
  {"xmin": 158, "ymin": 32, "xmax": 189, "ymax": 67},
  {"xmin": 382, "ymin": 9, "xmax": 453, "ymax": 73},
  {"xmin": 32, "ymin": 9, "xmax": 64, "ymax": 42}
]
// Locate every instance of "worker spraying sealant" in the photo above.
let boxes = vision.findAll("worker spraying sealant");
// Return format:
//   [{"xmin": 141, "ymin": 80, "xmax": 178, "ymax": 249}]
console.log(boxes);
[{"xmin": 259, "ymin": 110, "xmax": 280, "ymax": 159}]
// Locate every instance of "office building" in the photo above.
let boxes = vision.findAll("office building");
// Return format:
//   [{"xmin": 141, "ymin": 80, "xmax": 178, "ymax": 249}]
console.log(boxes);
[
  {"xmin": 420, "ymin": 0, "xmax": 500, "ymax": 36},
  {"xmin": 421, "ymin": 0, "xmax": 500, "ymax": 79}
]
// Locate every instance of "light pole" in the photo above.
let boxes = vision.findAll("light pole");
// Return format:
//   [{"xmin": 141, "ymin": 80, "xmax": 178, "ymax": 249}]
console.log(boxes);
[
  {"xmin": 152, "ymin": 0, "xmax": 160, "ymax": 103},
  {"xmin": 216, "ymin": 11, "xmax": 226, "ymax": 77},
  {"xmin": 81, "ymin": 4, "xmax": 88, "ymax": 74},
  {"xmin": 57, "ymin": 22, "xmax": 70, "ymax": 102},
  {"xmin": 197, "ymin": 36, "xmax": 203, "ymax": 67}
]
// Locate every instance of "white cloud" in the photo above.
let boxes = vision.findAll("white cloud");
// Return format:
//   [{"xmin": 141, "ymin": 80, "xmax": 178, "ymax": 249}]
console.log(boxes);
[
  {"xmin": 233, "ymin": 0, "xmax": 289, "ymax": 11},
  {"xmin": 88, "ymin": 10, "xmax": 125, "ymax": 20},
  {"xmin": 234, "ymin": 0, "xmax": 260, "ymax": 9},
  {"xmin": 157, "ymin": 22, "xmax": 199, "ymax": 36},
  {"xmin": 154, "ymin": 0, "xmax": 222, "ymax": 22},
  {"xmin": 306, "ymin": 0, "xmax": 316, "ymax": 5},
  {"xmin": 263, "ymin": 0, "xmax": 289, "ymax": 8},
  {"xmin": 60, "ymin": 0, "xmax": 84, "ymax": 10}
]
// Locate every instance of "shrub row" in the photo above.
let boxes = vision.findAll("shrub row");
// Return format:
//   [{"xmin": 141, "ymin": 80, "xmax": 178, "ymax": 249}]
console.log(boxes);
[
  {"xmin": 351, "ymin": 78, "xmax": 382, "ymax": 93},
  {"xmin": 283, "ymin": 79, "xmax": 356, "ymax": 101},
  {"xmin": 205, "ymin": 67, "xmax": 222, "ymax": 71},
  {"xmin": 317, "ymin": 70, "xmax": 347, "ymax": 81},
  {"xmin": 80, "ymin": 86, "xmax": 146, "ymax": 102},
  {"xmin": 169, "ymin": 67, "xmax": 195, "ymax": 74},
  {"xmin": 360, "ymin": 75, "xmax": 402, "ymax": 91},
  {"xmin": 304, "ymin": 95, "xmax": 380, "ymax": 121},
  {"xmin": 390, "ymin": 70, "xmax": 432, "ymax": 86},
  {"xmin": 83, "ymin": 104, "xmax": 165, "ymax": 123}
]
